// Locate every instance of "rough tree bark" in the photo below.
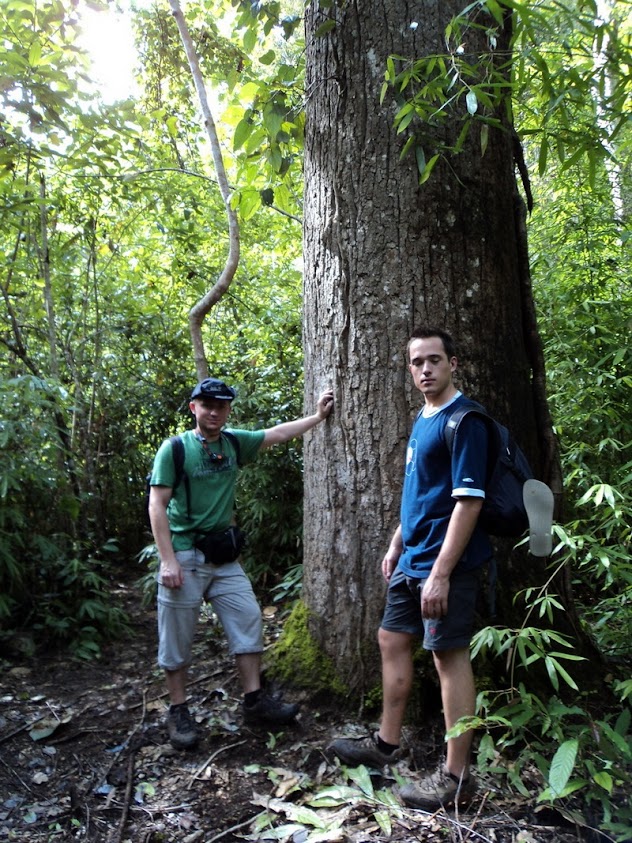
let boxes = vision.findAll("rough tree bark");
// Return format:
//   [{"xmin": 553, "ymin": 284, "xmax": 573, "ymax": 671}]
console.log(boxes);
[{"xmin": 301, "ymin": 0, "xmax": 570, "ymax": 695}]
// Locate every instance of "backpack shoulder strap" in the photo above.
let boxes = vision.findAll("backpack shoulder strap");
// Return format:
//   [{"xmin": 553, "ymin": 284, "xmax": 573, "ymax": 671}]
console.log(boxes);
[
  {"xmin": 444, "ymin": 400, "xmax": 489, "ymax": 455},
  {"xmin": 221, "ymin": 430, "xmax": 242, "ymax": 467},
  {"xmin": 169, "ymin": 435, "xmax": 185, "ymax": 486},
  {"xmin": 169, "ymin": 435, "xmax": 191, "ymax": 518}
]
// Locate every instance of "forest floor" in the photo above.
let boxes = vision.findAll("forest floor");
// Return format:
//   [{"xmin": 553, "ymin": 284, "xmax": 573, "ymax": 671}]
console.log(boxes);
[{"xmin": 0, "ymin": 574, "xmax": 624, "ymax": 843}]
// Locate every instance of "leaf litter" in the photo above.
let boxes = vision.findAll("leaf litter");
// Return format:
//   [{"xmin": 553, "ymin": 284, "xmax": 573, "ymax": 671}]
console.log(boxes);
[{"xmin": 0, "ymin": 576, "xmax": 607, "ymax": 843}]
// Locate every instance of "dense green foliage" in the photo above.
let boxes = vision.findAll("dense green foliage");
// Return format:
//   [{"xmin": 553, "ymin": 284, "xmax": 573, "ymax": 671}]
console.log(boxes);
[
  {"xmin": 0, "ymin": 0, "xmax": 305, "ymax": 655},
  {"xmin": 0, "ymin": 0, "xmax": 630, "ymax": 833}
]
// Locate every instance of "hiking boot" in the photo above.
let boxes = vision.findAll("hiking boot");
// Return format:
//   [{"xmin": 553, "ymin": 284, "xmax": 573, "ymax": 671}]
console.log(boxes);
[
  {"xmin": 243, "ymin": 692, "xmax": 299, "ymax": 725},
  {"xmin": 398, "ymin": 767, "xmax": 477, "ymax": 810},
  {"xmin": 167, "ymin": 703, "xmax": 199, "ymax": 750},
  {"xmin": 327, "ymin": 732, "xmax": 404, "ymax": 768}
]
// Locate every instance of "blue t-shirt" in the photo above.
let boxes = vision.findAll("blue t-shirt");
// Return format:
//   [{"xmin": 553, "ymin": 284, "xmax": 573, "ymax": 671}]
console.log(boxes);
[{"xmin": 398, "ymin": 393, "xmax": 492, "ymax": 577}]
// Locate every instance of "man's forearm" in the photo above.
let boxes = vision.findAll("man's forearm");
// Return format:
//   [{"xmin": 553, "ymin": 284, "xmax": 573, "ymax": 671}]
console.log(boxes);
[
  {"xmin": 432, "ymin": 498, "xmax": 483, "ymax": 579},
  {"xmin": 149, "ymin": 504, "xmax": 177, "ymax": 564},
  {"xmin": 262, "ymin": 412, "xmax": 324, "ymax": 447},
  {"xmin": 388, "ymin": 524, "xmax": 403, "ymax": 555}
]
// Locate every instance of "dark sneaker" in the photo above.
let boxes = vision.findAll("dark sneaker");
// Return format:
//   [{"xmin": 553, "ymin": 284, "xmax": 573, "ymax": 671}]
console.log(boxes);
[
  {"xmin": 167, "ymin": 703, "xmax": 199, "ymax": 750},
  {"xmin": 243, "ymin": 692, "xmax": 299, "ymax": 725},
  {"xmin": 398, "ymin": 768, "xmax": 477, "ymax": 810},
  {"xmin": 327, "ymin": 732, "xmax": 404, "ymax": 768}
]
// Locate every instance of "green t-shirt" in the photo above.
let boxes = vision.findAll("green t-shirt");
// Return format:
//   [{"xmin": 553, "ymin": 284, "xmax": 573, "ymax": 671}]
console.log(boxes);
[{"xmin": 150, "ymin": 427, "xmax": 265, "ymax": 551}]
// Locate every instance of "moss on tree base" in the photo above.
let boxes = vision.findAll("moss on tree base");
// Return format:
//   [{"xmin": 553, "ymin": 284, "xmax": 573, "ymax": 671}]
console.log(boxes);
[{"xmin": 267, "ymin": 601, "xmax": 348, "ymax": 697}]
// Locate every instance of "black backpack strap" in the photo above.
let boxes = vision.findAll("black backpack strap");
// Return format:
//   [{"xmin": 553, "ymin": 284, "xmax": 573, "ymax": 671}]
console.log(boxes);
[
  {"xmin": 444, "ymin": 400, "xmax": 489, "ymax": 455},
  {"xmin": 169, "ymin": 435, "xmax": 191, "ymax": 519},
  {"xmin": 221, "ymin": 430, "xmax": 241, "ymax": 467}
]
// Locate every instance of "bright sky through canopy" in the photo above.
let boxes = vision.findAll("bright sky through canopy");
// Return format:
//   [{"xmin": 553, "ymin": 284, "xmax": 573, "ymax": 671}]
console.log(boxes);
[{"xmin": 77, "ymin": 3, "xmax": 139, "ymax": 103}]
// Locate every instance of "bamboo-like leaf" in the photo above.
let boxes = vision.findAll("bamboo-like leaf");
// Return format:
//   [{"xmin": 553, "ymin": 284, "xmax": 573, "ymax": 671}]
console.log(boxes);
[
  {"xmin": 415, "ymin": 145, "xmax": 426, "ymax": 174},
  {"xmin": 538, "ymin": 136, "xmax": 548, "ymax": 174},
  {"xmin": 419, "ymin": 153, "xmax": 439, "ymax": 185},
  {"xmin": 486, "ymin": 0, "xmax": 505, "ymax": 25},
  {"xmin": 480, "ymin": 122, "xmax": 489, "ymax": 156},
  {"xmin": 544, "ymin": 656, "xmax": 560, "ymax": 691},
  {"xmin": 396, "ymin": 107, "xmax": 415, "ymax": 134},
  {"xmin": 400, "ymin": 135, "xmax": 416, "ymax": 160}
]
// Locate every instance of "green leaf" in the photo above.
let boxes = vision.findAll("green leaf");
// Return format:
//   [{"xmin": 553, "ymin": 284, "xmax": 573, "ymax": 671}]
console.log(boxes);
[
  {"xmin": 165, "ymin": 116, "xmax": 178, "ymax": 138},
  {"xmin": 399, "ymin": 135, "xmax": 416, "ymax": 160},
  {"xmin": 593, "ymin": 771, "xmax": 613, "ymax": 793},
  {"xmin": 243, "ymin": 28, "xmax": 257, "ymax": 53},
  {"xmin": 263, "ymin": 106, "xmax": 285, "ymax": 139},
  {"xmin": 345, "ymin": 765, "xmax": 374, "ymax": 797},
  {"xmin": 486, "ymin": 0, "xmax": 505, "ymax": 25},
  {"xmin": 396, "ymin": 107, "xmax": 415, "ymax": 134},
  {"xmin": 28, "ymin": 39, "xmax": 42, "ymax": 66},
  {"xmin": 374, "ymin": 809, "xmax": 392, "ymax": 835},
  {"xmin": 538, "ymin": 136, "xmax": 548, "ymax": 175},
  {"xmin": 415, "ymin": 145, "xmax": 425, "ymax": 174},
  {"xmin": 419, "ymin": 153, "xmax": 439, "ymax": 185},
  {"xmin": 233, "ymin": 118, "xmax": 253, "ymax": 151},
  {"xmin": 286, "ymin": 805, "xmax": 327, "ymax": 828},
  {"xmin": 549, "ymin": 739, "xmax": 578, "ymax": 798},
  {"xmin": 259, "ymin": 50, "xmax": 276, "ymax": 66},
  {"xmin": 307, "ymin": 785, "xmax": 363, "ymax": 807},
  {"xmin": 480, "ymin": 122, "xmax": 489, "ymax": 156},
  {"xmin": 315, "ymin": 19, "xmax": 336, "ymax": 37},
  {"xmin": 238, "ymin": 190, "xmax": 261, "ymax": 221}
]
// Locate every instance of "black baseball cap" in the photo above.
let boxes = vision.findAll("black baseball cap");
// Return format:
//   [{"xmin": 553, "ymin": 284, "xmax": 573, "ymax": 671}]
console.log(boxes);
[{"xmin": 190, "ymin": 378, "xmax": 237, "ymax": 401}]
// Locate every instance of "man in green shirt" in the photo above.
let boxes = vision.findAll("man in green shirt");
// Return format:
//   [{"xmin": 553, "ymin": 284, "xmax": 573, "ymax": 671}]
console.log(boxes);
[{"xmin": 149, "ymin": 377, "xmax": 334, "ymax": 750}]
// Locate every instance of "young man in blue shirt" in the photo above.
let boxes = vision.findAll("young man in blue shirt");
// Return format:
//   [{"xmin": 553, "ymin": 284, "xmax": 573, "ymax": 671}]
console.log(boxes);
[{"xmin": 329, "ymin": 327, "xmax": 491, "ymax": 810}]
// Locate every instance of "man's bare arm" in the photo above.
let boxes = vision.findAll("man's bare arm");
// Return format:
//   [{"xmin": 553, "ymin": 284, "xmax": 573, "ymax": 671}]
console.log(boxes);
[
  {"xmin": 149, "ymin": 485, "xmax": 184, "ymax": 588},
  {"xmin": 421, "ymin": 497, "xmax": 483, "ymax": 619},
  {"xmin": 261, "ymin": 389, "xmax": 333, "ymax": 448}
]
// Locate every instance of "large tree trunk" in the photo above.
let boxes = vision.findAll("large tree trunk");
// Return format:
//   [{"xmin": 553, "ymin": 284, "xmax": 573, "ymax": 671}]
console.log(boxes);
[{"xmin": 301, "ymin": 1, "xmax": 565, "ymax": 695}]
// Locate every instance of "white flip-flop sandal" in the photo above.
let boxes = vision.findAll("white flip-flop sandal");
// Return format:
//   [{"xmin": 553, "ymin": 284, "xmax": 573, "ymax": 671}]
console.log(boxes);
[{"xmin": 523, "ymin": 479, "xmax": 554, "ymax": 557}]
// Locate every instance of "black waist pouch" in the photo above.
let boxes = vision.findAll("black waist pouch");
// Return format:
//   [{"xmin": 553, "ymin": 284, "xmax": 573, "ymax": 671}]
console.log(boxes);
[{"xmin": 195, "ymin": 526, "xmax": 246, "ymax": 565}]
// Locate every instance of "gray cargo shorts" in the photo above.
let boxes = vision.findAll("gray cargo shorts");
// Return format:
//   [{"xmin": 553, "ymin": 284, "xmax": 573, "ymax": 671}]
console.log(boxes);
[{"xmin": 157, "ymin": 548, "xmax": 263, "ymax": 671}]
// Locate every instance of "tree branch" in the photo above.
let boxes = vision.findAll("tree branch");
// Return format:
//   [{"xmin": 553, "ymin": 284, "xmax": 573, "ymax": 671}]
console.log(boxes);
[{"xmin": 168, "ymin": 0, "xmax": 241, "ymax": 379}]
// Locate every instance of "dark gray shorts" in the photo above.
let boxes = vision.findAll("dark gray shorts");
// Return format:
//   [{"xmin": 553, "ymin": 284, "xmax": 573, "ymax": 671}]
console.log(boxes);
[{"xmin": 381, "ymin": 566, "xmax": 481, "ymax": 651}]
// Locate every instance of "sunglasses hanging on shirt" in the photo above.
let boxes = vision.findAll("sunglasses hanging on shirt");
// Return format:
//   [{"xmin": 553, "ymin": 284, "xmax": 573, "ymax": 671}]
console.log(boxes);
[{"xmin": 199, "ymin": 438, "xmax": 228, "ymax": 464}]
